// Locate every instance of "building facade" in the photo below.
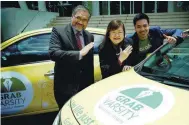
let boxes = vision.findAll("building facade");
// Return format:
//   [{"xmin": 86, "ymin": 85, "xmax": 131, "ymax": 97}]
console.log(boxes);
[{"xmin": 1, "ymin": 1, "xmax": 189, "ymax": 16}]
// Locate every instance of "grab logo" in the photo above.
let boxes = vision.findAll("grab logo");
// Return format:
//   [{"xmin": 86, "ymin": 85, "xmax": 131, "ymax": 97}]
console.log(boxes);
[
  {"xmin": 95, "ymin": 84, "xmax": 175, "ymax": 125},
  {"xmin": 1, "ymin": 71, "xmax": 33, "ymax": 114}
]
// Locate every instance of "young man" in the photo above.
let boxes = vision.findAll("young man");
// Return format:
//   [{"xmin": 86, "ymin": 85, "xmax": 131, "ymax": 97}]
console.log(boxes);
[
  {"xmin": 125, "ymin": 13, "xmax": 184, "ymax": 66},
  {"xmin": 49, "ymin": 5, "xmax": 94, "ymax": 109}
]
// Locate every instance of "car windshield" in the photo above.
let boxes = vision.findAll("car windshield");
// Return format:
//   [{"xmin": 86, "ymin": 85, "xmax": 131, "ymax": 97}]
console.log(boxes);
[{"xmin": 136, "ymin": 37, "xmax": 189, "ymax": 89}]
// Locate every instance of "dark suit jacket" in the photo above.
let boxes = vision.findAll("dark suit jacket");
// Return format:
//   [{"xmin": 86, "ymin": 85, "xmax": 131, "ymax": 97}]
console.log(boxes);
[{"xmin": 49, "ymin": 24, "xmax": 94, "ymax": 95}]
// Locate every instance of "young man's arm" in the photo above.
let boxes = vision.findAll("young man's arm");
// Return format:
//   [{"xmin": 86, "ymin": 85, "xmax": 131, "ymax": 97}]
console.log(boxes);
[
  {"xmin": 160, "ymin": 28, "xmax": 184, "ymax": 44},
  {"xmin": 160, "ymin": 28, "xmax": 183, "ymax": 38}
]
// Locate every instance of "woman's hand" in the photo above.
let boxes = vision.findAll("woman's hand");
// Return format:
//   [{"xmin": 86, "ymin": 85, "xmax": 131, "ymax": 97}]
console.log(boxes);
[
  {"xmin": 122, "ymin": 65, "xmax": 132, "ymax": 71},
  {"xmin": 118, "ymin": 45, "xmax": 133, "ymax": 63}
]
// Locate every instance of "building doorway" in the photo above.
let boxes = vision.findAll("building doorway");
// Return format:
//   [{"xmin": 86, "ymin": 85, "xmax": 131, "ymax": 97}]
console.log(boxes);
[
  {"xmin": 121, "ymin": 1, "xmax": 130, "ymax": 14},
  {"xmin": 100, "ymin": 1, "xmax": 169, "ymax": 15},
  {"xmin": 110, "ymin": 1, "xmax": 120, "ymax": 15},
  {"xmin": 157, "ymin": 1, "xmax": 168, "ymax": 12},
  {"xmin": 144, "ymin": 1, "xmax": 155, "ymax": 13}
]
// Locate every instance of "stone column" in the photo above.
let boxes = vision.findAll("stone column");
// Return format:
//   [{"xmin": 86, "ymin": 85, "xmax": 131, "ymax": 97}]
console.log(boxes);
[
  {"xmin": 92, "ymin": 1, "xmax": 99, "ymax": 16},
  {"xmin": 18, "ymin": 1, "xmax": 28, "ymax": 10},
  {"xmin": 142, "ymin": 1, "xmax": 145, "ymax": 13},
  {"xmin": 168, "ymin": 1, "xmax": 174, "ymax": 12},
  {"xmin": 38, "ymin": 1, "xmax": 47, "ymax": 11},
  {"xmin": 154, "ymin": 1, "xmax": 157, "ymax": 13}
]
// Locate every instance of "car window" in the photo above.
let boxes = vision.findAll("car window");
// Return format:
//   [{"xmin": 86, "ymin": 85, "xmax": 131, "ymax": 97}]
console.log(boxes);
[
  {"xmin": 143, "ymin": 41, "xmax": 189, "ymax": 77},
  {"xmin": 139, "ymin": 37, "xmax": 189, "ymax": 88},
  {"xmin": 1, "ymin": 33, "xmax": 51, "ymax": 67},
  {"xmin": 93, "ymin": 34, "xmax": 104, "ymax": 54},
  {"xmin": 18, "ymin": 34, "xmax": 50, "ymax": 52}
]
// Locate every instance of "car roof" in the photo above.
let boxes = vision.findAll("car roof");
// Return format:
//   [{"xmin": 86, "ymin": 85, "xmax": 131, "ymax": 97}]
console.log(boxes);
[
  {"xmin": 1, "ymin": 27, "xmax": 106, "ymax": 50},
  {"xmin": 5, "ymin": 27, "xmax": 106, "ymax": 42}
]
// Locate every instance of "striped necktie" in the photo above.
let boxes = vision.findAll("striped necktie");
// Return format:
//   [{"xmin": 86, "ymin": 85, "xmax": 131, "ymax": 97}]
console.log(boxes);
[{"xmin": 76, "ymin": 31, "xmax": 82, "ymax": 50}]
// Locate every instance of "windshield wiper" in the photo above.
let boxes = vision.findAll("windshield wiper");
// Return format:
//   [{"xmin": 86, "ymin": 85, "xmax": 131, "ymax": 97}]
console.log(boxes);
[{"xmin": 139, "ymin": 71, "xmax": 189, "ymax": 88}]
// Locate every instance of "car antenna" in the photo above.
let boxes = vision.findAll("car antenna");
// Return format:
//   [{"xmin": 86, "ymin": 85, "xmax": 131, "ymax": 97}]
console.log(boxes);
[{"xmin": 20, "ymin": 11, "xmax": 39, "ymax": 34}]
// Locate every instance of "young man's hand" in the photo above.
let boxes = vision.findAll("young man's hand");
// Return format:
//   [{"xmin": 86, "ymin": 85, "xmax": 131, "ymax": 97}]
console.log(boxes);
[
  {"xmin": 182, "ymin": 32, "xmax": 188, "ymax": 38},
  {"xmin": 163, "ymin": 34, "xmax": 177, "ymax": 44}
]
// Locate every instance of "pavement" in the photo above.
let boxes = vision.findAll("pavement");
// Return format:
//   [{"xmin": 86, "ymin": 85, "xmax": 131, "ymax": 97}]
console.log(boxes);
[{"xmin": 1, "ymin": 111, "xmax": 58, "ymax": 125}]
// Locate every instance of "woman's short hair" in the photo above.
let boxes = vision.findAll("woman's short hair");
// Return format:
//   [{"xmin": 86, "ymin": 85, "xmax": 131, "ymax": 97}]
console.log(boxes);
[
  {"xmin": 106, "ymin": 20, "xmax": 125, "ymax": 36},
  {"xmin": 99, "ymin": 20, "xmax": 126, "ymax": 50}
]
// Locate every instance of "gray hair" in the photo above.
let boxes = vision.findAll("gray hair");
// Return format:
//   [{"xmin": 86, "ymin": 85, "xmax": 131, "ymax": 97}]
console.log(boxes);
[{"xmin": 72, "ymin": 5, "xmax": 91, "ymax": 19}]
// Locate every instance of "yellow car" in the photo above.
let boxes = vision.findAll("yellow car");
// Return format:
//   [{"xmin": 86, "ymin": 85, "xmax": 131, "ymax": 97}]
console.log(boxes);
[
  {"xmin": 1, "ymin": 27, "xmax": 105, "ymax": 118},
  {"xmin": 55, "ymin": 37, "xmax": 189, "ymax": 125}
]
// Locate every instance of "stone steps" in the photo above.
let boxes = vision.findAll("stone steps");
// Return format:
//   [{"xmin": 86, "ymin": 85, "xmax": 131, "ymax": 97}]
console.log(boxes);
[{"xmin": 46, "ymin": 12, "xmax": 189, "ymax": 35}]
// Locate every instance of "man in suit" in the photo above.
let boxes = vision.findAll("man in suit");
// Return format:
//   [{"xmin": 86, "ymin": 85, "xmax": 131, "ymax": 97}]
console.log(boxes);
[{"xmin": 49, "ymin": 5, "xmax": 94, "ymax": 109}]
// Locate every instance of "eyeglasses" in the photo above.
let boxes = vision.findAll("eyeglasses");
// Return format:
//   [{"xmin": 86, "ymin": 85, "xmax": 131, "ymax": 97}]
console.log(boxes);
[
  {"xmin": 74, "ymin": 15, "xmax": 88, "ymax": 23},
  {"xmin": 110, "ymin": 32, "xmax": 124, "ymax": 36}
]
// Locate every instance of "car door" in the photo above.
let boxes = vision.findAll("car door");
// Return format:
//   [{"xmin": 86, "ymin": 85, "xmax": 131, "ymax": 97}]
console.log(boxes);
[
  {"xmin": 93, "ymin": 33, "xmax": 104, "ymax": 82},
  {"xmin": 1, "ymin": 33, "xmax": 58, "ymax": 117}
]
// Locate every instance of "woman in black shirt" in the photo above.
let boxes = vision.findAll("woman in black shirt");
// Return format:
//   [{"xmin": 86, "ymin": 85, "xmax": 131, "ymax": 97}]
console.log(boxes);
[{"xmin": 99, "ymin": 20, "xmax": 133, "ymax": 79}]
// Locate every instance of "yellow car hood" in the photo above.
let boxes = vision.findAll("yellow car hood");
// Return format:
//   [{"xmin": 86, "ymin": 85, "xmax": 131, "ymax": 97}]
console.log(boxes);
[{"xmin": 61, "ymin": 68, "xmax": 189, "ymax": 125}]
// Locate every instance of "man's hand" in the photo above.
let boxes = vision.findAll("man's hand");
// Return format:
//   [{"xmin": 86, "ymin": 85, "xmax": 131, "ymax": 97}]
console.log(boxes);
[
  {"xmin": 163, "ymin": 34, "xmax": 177, "ymax": 44},
  {"xmin": 80, "ymin": 42, "xmax": 94, "ymax": 57},
  {"xmin": 118, "ymin": 45, "xmax": 133, "ymax": 63}
]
